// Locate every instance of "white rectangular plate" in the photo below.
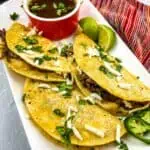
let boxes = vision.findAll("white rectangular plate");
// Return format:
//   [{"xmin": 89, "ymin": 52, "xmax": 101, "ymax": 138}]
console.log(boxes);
[{"xmin": 0, "ymin": 0, "xmax": 150, "ymax": 150}]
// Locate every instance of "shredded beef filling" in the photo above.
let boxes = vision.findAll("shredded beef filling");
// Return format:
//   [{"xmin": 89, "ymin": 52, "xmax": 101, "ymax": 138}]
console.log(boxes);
[{"xmin": 77, "ymin": 72, "xmax": 146, "ymax": 110}]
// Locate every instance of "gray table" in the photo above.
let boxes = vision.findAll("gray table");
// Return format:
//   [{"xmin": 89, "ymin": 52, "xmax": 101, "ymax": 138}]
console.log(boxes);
[{"xmin": 0, "ymin": 62, "xmax": 30, "ymax": 150}]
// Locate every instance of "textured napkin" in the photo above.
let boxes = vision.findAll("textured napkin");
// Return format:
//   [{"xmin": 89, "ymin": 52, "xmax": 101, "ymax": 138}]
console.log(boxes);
[{"xmin": 90, "ymin": 0, "xmax": 150, "ymax": 72}]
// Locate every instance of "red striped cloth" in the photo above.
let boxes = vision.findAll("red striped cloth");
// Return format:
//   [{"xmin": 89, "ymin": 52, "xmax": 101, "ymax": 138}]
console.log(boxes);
[{"xmin": 90, "ymin": 0, "xmax": 150, "ymax": 72}]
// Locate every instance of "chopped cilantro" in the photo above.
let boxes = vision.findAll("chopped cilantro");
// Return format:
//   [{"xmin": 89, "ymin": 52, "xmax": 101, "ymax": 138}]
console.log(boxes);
[
  {"xmin": 99, "ymin": 65, "xmax": 116, "ymax": 78},
  {"xmin": 34, "ymin": 57, "xmax": 44, "ymax": 65},
  {"xmin": 23, "ymin": 36, "xmax": 38, "ymax": 45},
  {"xmin": 60, "ymin": 43, "xmax": 73, "ymax": 57},
  {"xmin": 31, "ymin": 46, "xmax": 42, "ymax": 52},
  {"xmin": 48, "ymin": 47, "xmax": 58, "ymax": 54},
  {"xmin": 53, "ymin": 2, "xmax": 74, "ymax": 16},
  {"xmin": 31, "ymin": 4, "xmax": 47, "ymax": 12},
  {"xmin": 10, "ymin": 12, "xmax": 19, "ymax": 21},
  {"xmin": 56, "ymin": 126, "xmax": 73, "ymax": 144},
  {"xmin": 115, "ymin": 57, "xmax": 122, "ymax": 63},
  {"xmin": 57, "ymin": 82, "xmax": 73, "ymax": 97},
  {"xmin": 116, "ymin": 64, "xmax": 122, "ymax": 72},
  {"xmin": 34, "ymin": 55, "xmax": 57, "ymax": 65},
  {"xmin": 78, "ymin": 99, "xmax": 86, "ymax": 105},
  {"xmin": 15, "ymin": 45, "xmax": 26, "ymax": 52},
  {"xmin": 117, "ymin": 140, "xmax": 128, "ymax": 150},
  {"xmin": 43, "ymin": 55, "xmax": 57, "ymax": 61},
  {"xmin": 15, "ymin": 44, "xmax": 42, "ymax": 53},
  {"xmin": 53, "ymin": 109, "xmax": 65, "ymax": 117}
]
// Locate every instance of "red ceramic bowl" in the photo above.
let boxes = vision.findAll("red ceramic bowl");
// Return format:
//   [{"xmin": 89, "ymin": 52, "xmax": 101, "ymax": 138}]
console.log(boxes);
[{"xmin": 23, "ymin": 0, "xmax": 81, "ymax": 40}]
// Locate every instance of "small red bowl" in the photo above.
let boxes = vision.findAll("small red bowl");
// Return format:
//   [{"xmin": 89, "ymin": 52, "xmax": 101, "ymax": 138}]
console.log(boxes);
[{"xmin": 23, "ymin": 0, "xmax": 81, "ymax": 40}]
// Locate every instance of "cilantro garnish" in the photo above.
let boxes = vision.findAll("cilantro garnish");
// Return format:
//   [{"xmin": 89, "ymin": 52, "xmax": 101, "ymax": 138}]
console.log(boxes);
[
  {"xmin": 48, "ymin": 47, "xmax": 58, "ymax": 54},
  {"xmin": 10, "ymin": 12, "xmax": 19, "ymax": 21},
  {"xmin": 56, "ymin": 126, "xmax": 73, "ymax": 144},
  {"xmin": 53, "ymin": 109, "xmax": 65, "ymax": 117},
  {"xmin": 60, "ymin": 43, "xmax": 73, "ymax": 57},
  {"xmin": 78, "ymin": 99, "xmax": 86, "ymax": 105},
  {"xmin": 15, "ymin": 45, "xmax": 42, "ymax": 53},
  {"xmin": 34, "ymin": 55, "xmax": 57, "ymax": 65},
  {"xmin": 57, "ymin": 82, "xmax": 73, "ymax": 97},
  {"xmin": 99, "ymin": 65, "xmax": 116, "ymax": 78},
  {"xmin": 117, "ymin": 140, "xmax": 128, "ymax": 150},
  {"xmin": 23, "ymin": 36, "xmax": 38, "ymax": 45}
]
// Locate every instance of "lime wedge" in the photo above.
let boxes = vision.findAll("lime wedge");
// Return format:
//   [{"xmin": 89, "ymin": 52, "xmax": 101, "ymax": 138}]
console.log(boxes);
[
  {"xmin": 79, "ymin": 17, "xmax": 98, "ymax": 41},
  {"xmin": 98, "ymin": 25, "xmax": 116, "ymax": 51}
]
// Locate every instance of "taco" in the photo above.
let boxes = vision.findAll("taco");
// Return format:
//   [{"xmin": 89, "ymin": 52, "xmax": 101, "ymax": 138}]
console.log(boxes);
[
  {"xmin": 73, "ymin": 34, "xmax": 150, "ymax": 102},
  {"xmin": 24, "ymin": 79, "xmax": 126, "ymax": 146},
  {"xmin": 5, "ymin": 52, "xmax": 65, "ymax": 82},
  {"xmin": 6, "ymin": 23, "xmax": 70, "ymax": 72}
]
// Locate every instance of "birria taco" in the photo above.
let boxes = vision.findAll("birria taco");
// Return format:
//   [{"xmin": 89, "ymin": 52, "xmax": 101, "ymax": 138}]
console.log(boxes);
[
  {"xmin": 73, "ymin": 34, "xmax": 150, "ymax": 114},
  {"xmin": 5, "ymin": 52, "xmax": 65, "ymax": 82},
  {"xmin": 6, "ymin": 23, "xmax": 70, "ymax": 72},
  {"xmin": 24, "ymin": 79, "xmax": 126, "ymax": 146}
]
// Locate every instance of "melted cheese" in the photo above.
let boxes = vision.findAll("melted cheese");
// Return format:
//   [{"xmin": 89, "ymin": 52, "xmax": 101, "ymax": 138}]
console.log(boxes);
[
  {"xmin": 90, "ymin": 93, "xmax": 102, "ymax": 101},
  {"xmin": 27, "ymin": 26, "xmax": 37, "ymax": 36},
  {"xmin": 85, "ymin": 124, "xmax": 105, "ymax": 138},
  {"xmin": 116, "ymin": 124, "xmax": 121, "ymax": 143},
  {"xmin": 72, "ymin": 126, "xmax": 83, "ymax": 141},
  {"xmin": 51, "ymin": 87, "xmax": 59, "ymax": 92},
  {"xmin": 118, "ymin": 83, "xmax": 132, "ymax": 90},
  {"xmin": 54, "ymin": 60, "xmax": 60, "ymax": 67},
  {"xmin": 38, "ymin": 83, "xmax": 51, "ymax": 89},
  {"xmin": 87, "ymin": 47, "xmax": 100, "ymax": 58},
  {"xmin": 75, "ymin": 95, "xmax": 80, "ymax": 102},
  {"xmin": 66, "ymin": 78, "xmax": 73, "ymax": 85}
]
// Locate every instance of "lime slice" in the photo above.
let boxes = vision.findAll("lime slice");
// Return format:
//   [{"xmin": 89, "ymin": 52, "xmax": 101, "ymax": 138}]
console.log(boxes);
[
  {"xmin": 98, "ymin": 25, "xmax": 116, "ymax": 51},
  {"xmin": 79, "ymin": 17, "xmax": 98, "ymax": 41}
]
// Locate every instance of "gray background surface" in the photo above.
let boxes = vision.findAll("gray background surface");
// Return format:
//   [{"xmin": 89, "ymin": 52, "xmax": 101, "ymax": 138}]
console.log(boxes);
[{"xmin": 0, "ymin": 62, "xmax": 30, "ymax": 150}]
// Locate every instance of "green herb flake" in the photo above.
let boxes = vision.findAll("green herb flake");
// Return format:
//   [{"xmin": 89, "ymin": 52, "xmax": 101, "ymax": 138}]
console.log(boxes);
[
  {"xmin": 58, "ymin": 2, "xmax": 65, "ymax": 9},
  {"xmin": 23, "ymin": 36, "xmax": 38, "ymax": 45},
  {"xmin": 31, "ymin": 46, "xmax": 42, "ymax": 52},
  {"xmin": 57, "ymin": 82, "xmax": 73, "ymax": 97},
  {"xmin": 43, "ymin": 55, "xmax": 57, "ymax": 61},
  {"xmin": 53, "ymin": 109, "xmax": 65, "ymax": 117},
  {"xmin": 99, "ymin": 65, "xmax": 116, "ymax": 78},
  {"xmin": 78, "ymin": 99, "xmax": 86, "ymax": 105},
  {"xmin": 116, "ymin": 64, "xmax": 122, "ymax": 72},
  {"xmin": 56, "ymin": 126, "xmax": 73, "ymax": 144},
  {"xmin": 115, "ymin": 57, "xmax": 122, "ymax": 63},
  {"xmin": 60, "ymin": 43, "xmax": 73, "ymax": 57},
  {"xmin": 15, "ymin": 45, "xmax": 26, "ymax": 52},
  {"xmin": 15, "ymin": 45, "xmax": 42, "ymax": 53},
  {"xmin": 10, "ymin": 12, "xmax": 19, "ymax": 21},
  {"xmin": 48, "ymin": 47, "xmax": 58, "ymax": 54},
  {"xmin": 117, "ymin": 140, "xmax": 128, "ymax": 150},
  {"xmin": 34, "ymin": 57, "xmax": 44, "ymax": 65},
  {"xmin": 136, "ymin": 76, "xmax": 140, "ymax": 79}
]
